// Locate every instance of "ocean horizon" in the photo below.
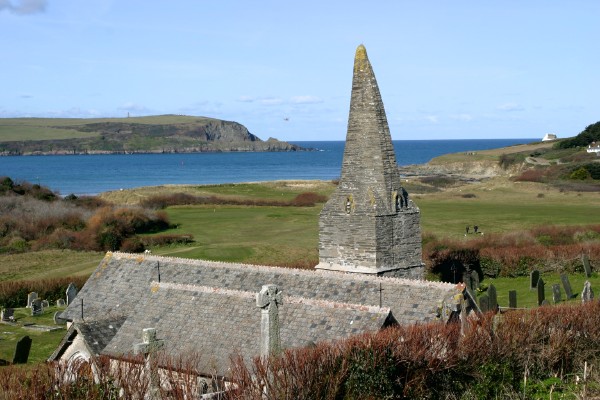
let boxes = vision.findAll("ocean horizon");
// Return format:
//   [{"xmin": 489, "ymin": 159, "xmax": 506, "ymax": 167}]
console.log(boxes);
[{"xmin": 0, "ymin": 138, "xmax": 537, "ymax": 195}]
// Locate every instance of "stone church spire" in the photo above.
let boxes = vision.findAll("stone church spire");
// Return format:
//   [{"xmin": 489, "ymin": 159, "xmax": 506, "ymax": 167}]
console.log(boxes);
[{"xmin": 316, "ymin": 45, "xmax": 423, "ymax": 278}]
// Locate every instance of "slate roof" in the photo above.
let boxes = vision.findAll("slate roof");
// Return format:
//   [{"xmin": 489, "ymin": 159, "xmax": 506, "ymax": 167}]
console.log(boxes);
[
  {"xmin": 102, "ymin": 282, "xmax": 393, "ymax": 376},
  {"xmin": 58, "ymin": 252, "xmax": 458, "ymax": 377},
  {"xmin": 61, "ymin": 252, "xmax": 457, "ymax": 326}
]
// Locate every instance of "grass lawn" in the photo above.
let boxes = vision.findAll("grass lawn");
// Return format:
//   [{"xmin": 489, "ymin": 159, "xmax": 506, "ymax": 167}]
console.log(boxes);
[
  {"xmin": 0, "ymin": 306, "xmax": 67, "ymax": 364},
  {"xmin": 416, "ymin": 178, "xmax": 600, "ymax": 239},
  {"xmin": 151, "ymin": 204, "xmax": 320, "ymax": 267},
  {"xmin": 0, "ymin": 250, "xmax": 103, "ymax": 282}
]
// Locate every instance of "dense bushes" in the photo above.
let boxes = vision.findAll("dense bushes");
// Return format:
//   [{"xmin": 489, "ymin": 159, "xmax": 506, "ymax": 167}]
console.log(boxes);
[
  {"xmin": 0, "ymin": 177, "xmax": 173, "ymax": 253},
  {"xmin": 555, "ymin": 121, "xmax": 600, "ymax": 149},
  {"xmin": 230, "ymin": 301, "xmax": 600, "ymax": 399},
  {"xmin": 425, "ymin": 225, "xmax": 600, "ymax": 279},
  {"xmin": 0, "ymin": 276, "xmax": 88, "ymax": 308},
  {"xmin": 141, "ymin": 191, "xmax": 328, "ymax": 209}
]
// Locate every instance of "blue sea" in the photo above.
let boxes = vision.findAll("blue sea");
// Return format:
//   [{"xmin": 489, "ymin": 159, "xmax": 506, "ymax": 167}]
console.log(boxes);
[{"xmin": 0, "ymin": 139, "xmax": 535, "ymax": 196}]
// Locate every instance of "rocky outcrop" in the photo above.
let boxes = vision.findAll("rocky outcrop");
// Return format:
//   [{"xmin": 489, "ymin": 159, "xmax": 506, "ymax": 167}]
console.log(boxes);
[{"xmin": 0, "ymin": 115, "xmax": 306, "ymax": 155}]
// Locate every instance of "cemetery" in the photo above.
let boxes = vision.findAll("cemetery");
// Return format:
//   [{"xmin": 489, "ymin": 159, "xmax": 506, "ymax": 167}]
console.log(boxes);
[{"xmin": 0, "ymin": 45, "xmax": 598, "ymax": 398}]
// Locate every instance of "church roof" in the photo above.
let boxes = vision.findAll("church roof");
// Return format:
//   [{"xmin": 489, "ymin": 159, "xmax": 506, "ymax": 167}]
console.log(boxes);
[
  {"xmin": 61, "ymin": 252, "xmax": 455, "ymax": 326},
  {"xmin": 102, "ymin": 282, "xmax": 393, "ymax": 376},
  {"xmin": 58, "ymin": 252, "xmax": 457, "ymax": 377}
]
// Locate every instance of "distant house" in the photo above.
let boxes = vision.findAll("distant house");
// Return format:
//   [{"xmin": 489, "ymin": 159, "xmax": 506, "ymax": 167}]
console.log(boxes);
[
  {"xmin": 587, "ymin": 142, "xmax": 600, "ymax": 154},
  {"xmin": 542, "ymin": 133, "xmax": 558, "ymax": 142}
]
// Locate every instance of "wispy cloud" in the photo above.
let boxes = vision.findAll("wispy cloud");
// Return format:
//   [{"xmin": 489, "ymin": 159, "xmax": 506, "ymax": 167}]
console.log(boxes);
[
  {"xmin": 425, "ymin": 115, "xmax": 439, "ymax": 124},
  {"xmin": 236, "ymin": 96, "xmax": 255, "ymax": 103},
  {"xmin": 290, "ymin": 95, "xmax": 323, "ymax": 104},
  {"xmin": 497, "ymin": 102, "xmax": 524, "ymax": 112},
  {"xmin": 118, "ymin": 102, "xmax": 152, "ymax": 113},
  {"xmin": 0, "ymin": 0, "xmax": 47, "ymax": 15},
  {"xmin": 450, "ymin": 113, "xmax": 473, "ymax": 122}
]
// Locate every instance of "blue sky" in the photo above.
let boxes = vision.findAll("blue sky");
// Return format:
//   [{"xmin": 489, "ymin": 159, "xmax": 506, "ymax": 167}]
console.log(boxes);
[{"xmin": 1, "ymin": 1, "xmax": 599, "ymax": 141}]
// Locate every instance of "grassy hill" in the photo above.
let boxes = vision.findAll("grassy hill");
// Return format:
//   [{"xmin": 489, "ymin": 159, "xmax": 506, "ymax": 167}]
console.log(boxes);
[{"xmin": 0, "ymin": 115, "xmax": 302, "ymax": 154}]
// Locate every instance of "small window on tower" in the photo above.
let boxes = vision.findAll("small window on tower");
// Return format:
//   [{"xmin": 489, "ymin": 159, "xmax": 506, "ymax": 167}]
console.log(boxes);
[{"xmin": 345, "ymin": 197, "xmax": 353, "ymax": 214}]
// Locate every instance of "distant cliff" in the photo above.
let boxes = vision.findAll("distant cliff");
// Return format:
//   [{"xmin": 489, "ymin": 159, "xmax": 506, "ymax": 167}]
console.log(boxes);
[{"xmin": 0, "ymin": 115, "xmax": 305, "ymax": 155}]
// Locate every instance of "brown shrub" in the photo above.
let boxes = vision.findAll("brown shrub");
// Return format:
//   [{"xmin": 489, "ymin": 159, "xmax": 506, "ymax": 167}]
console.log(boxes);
[
  {"xmin": 0, "ymin": 276, "xmax": 89, "ymax": 308},
  {"xmin": 514, "ymin": 168, "xmax": 547, "ymax": 182},
  {"xmin": 289, "ymin": 192, "xmax": 328, "ymax": 206}
]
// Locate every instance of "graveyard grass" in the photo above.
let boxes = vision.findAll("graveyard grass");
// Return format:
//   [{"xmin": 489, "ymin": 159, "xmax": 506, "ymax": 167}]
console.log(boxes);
[{"xmin": 0, "ymin": 306, "xmax": 66, "ymax": 364}]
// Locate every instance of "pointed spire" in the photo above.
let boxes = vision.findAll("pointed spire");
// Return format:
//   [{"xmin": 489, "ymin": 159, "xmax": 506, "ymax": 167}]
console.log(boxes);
[{"xmin": 341, "ymin": 44, "xmax": 400, "ymax": 214}]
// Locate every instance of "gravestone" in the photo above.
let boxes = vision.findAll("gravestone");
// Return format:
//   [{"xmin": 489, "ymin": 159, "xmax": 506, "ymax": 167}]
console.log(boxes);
[
  {"xmin": 488, "ymin": 284, "xmax": 498, "ymax": 311},
  {"xmin": 582, "ymin": 254, "xmax": 592, "ymax": 278},
  {"xmin": 26, "ymin": 292, "xmax": 38, "ymax": 308},
  {"xmin": 541, "ymin": 299, "xmax": 550, "ymax": 306},
  {"xmin": 552, "ymin": 284, "xmax": 562, "ymax": 303},
  {"xmin": 508, "ymin": 290, "xmax": 517, "ymax": 309},
  {"xmin": 1, "ymin": 308, "xmax": 14, "ymax": 322},
  {"xmin": 56, "ymin": 299, "xmax": 65, "ymax": 307},
  {"xmin": 31, "ymin": 299, "xmax": 43, "ymax": 316},
  {"xmin": 256, "ymin": 284, "xmax": 282, "ymax": 357},
  {"xmin": 530, "ymin": 270, "xmax": 540, "ymax": 290},
  {"xmin": 582, "ymin": 281, "xmax": 594, "ymax": 303},
  {"xmin": 66, "ymin": 283, "xmax": 78, "ymax": 305},
  {"xmin": 53, "ymin": 311, "xmax": 66, "ymax": 325},
  {"xmin": 134, "ymin": 328, "xmax": 164, "ymax": 400},
  {"xmin": 41, "ymin": 300, "xmax": 49, "ymax": 309},
  {"xmin": 560, "ymin": 274, "xmax": 574, "ymax": 299},
  {"xmin": 537, "ymin": 278, "xmax": 545, "ymax": 306},
  {"xmin": 468, "ymin": 270, "xmax": 480, "ymax": 291},
  {"xmin": 479, "ymin": 295, "xmax": 490, "ymax": 313},
  {"xmin": 12, "ymin": 336, "xmax": 32, "ymax": 364}
]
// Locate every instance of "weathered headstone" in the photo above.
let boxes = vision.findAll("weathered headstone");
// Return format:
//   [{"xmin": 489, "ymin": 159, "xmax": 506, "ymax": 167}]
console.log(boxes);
[
  {"xmin": 66, "ymin": 283, "xmax": 78, "ymax": 305},
  {"xmin": 468, "ymin": 270, "xmax": 480, "ymax": 291},
  {"xmin": 552, "ymin": 284, "xmax": 562, "ymax": 303},
  {"xmin": 1, "ymin": 308, "xmax": 14, "ymax": 322},
  {"xmin": 256, "ymin": 284, "xmax": 282, "ymax": 357},
  {"xmin": 31, "ymin": 299, "xmax": 43, "ymax": 316},
  {"xmin": 479, "ymin": 295, "xmax": 490, "ymax": 313},
  {"xmin": 12, "ymin": 336, "xmax": 32, "ymax": 364},
  {"xmin": 488, "ymin": 284, "xmax": 498, "ymax": 311},
  {"xmin": 537, "ymin": 278, "xmax": 545, "ymax": 306},
  {"xmin": 530, "ymin": 270, "xmax": 540, "ymax": 290},
  {"xmin": 582, "ymin": 254, "xmax": 592, "ymax": 278},
  {"xmin": 56, "ymin": 299, "xmax": 66, "ymax": 307},
  {"xmin": 560, "ymin": 274, "xmax": 574, "ymax": 299},
  {"xmin": 26, "ymin": 292, "xmax": 38, "ymax": 308},
  {"xmin": 53, "ymin": 311, "xmax": 66, "ymax": 325},
  {"xmin": 134, "ymin": 328, "xmax": 164, "ymax": 400},
  {"xmin": 508, "ymin": 290, "xmax": 517, "ymax": 309},
  {"xmin": 582, "ymin": 281, "xmax": 594, "ymax": 303},
  {"xmin": 541, "ymin": 299, "xmax": 550, "ymax": 306},
  {"xmin": 41, "ymin": 300, "xmax": 49, "ymax": 309}
]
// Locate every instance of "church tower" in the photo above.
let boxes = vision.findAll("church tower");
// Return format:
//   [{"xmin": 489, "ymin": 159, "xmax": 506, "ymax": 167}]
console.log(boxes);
[{"xmin": 316, "ymin": 45, "xmax": 423, "ymax": 278}]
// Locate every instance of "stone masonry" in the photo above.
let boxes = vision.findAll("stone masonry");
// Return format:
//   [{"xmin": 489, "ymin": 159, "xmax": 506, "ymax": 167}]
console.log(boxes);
[{"xmin": 317, "ymin": 45, "xmax": 423, "ymax": 278}]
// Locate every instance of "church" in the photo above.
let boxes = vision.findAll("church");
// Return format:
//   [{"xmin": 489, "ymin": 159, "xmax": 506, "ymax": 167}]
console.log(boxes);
[{"xmin": 50, "ymin": 45, "xmax": 464, "ymax": 394}]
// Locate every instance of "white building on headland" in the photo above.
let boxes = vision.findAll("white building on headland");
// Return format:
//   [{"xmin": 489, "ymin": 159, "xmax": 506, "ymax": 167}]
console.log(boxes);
[
  {"xmin": 587, "ymin": 142, "xmax": 600, "ymax": 154},
  {"xmin": 542, "ymin": 133, "xmax": 558, "ymax": 142}
]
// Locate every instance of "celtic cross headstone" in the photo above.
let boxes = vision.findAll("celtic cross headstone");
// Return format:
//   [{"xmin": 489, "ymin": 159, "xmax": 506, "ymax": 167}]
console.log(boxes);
[{"xmin": 256, "ymin": 284, "xmax": 282, "ymax": 357}]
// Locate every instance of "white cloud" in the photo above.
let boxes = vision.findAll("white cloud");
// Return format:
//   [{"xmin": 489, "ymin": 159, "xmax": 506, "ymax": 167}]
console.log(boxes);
[
  {"xmin": 259, "ymin": 97, "xmax": 284, "ymax": 106},
  {"xmin": 0, "ymin": 0, "xmax": 46, "ymax": 15},
  {"xmin": 290, "ymin": 95, "xmax": 323, "ymax": 104},
  {"xmin": 425, "ymin": 115, "xmax": 439, "ymax": 124},
  {"xmin": 236, "ymin": 96, "xmax": 255, "ymax": 103},
  {"xmin": 450, "ymin": 114, "xmax": 473, "ymax": 122},
  {"xmin": 497, "ymin": 102, "xmax": 524, "ymax": 112}
]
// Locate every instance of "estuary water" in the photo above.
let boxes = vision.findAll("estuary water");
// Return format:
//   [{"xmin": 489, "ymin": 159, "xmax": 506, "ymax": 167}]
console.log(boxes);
[{"xmin": 0, "ymin": 139, "xmax": 535, "ymax": 195}]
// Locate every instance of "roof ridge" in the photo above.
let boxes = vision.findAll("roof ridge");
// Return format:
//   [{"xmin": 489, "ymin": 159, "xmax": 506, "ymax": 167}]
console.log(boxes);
[
  {"xmin": 153, "ymin": 281, "xmax": 390, "ymax": 314},
  {"xmin": 110, "ymin": 252, "xmax": 456, "ymax": 290}
]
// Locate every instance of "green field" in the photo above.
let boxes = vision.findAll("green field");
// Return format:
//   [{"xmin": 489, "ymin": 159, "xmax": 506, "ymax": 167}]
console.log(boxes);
[
  {"xmin": 0, "ymin": 251, "xmax": 103, "ymax": 282},
  {"xmin": 0, "ymin": 115, "xmax": 219, "ymax": 142}
]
